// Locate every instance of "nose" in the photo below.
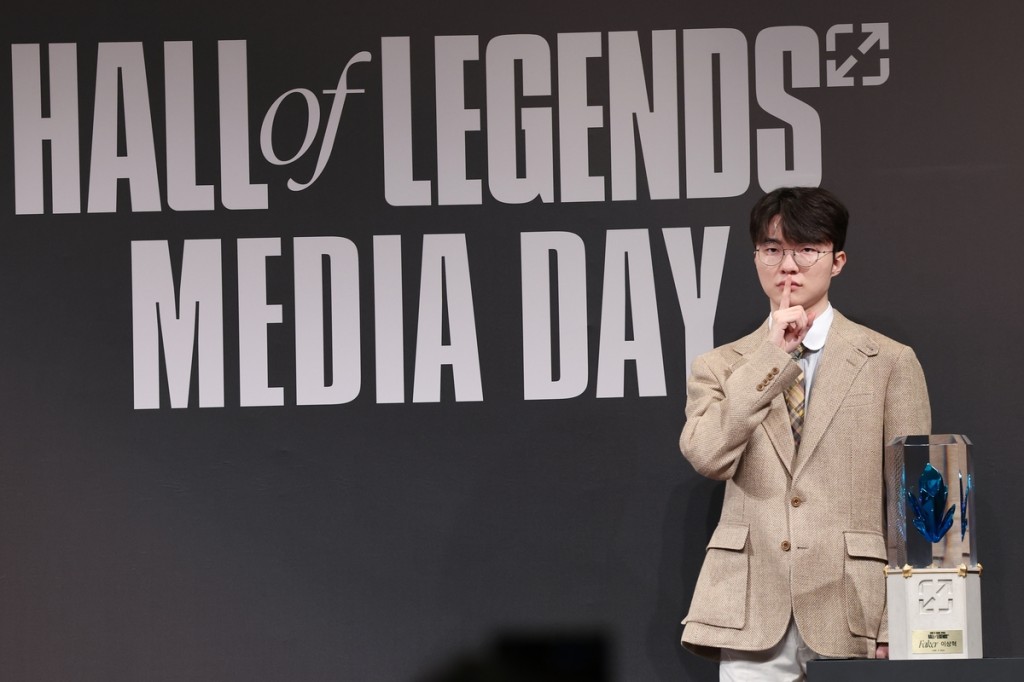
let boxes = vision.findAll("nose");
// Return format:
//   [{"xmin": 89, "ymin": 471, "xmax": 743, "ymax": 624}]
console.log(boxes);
[{"xmin": 779, "ymin": 249, "xmax": 799, "ymax": 272}]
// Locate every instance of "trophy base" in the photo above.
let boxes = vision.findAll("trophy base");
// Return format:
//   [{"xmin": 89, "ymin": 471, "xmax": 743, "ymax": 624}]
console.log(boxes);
[{"xmin": 886, "ymin": 565, "xmax": 982, "ymax": 659}]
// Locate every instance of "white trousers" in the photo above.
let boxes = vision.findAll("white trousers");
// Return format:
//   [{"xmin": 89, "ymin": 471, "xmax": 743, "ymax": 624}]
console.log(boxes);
[{"xmin": 719, "ymin": 619, "xmax": 823, "ymax": 682}]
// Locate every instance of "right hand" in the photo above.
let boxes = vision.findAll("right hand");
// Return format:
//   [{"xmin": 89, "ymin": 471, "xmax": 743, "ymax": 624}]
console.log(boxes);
[{"xmin": 769, "ymin": 280, "xmax": 815, "ymax": 353}]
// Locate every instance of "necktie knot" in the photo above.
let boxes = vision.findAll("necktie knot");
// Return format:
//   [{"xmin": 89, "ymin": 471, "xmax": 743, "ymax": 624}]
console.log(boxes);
[{"xmin": 792, "ymin": 343, "xmax": 807, "ymax": 361}]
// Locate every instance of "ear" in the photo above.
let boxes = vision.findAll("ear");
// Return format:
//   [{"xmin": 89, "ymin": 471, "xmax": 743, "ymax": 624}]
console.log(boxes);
[{"xmin": 831, "ymin": 251, "xmax": 847, "ymax": 277}]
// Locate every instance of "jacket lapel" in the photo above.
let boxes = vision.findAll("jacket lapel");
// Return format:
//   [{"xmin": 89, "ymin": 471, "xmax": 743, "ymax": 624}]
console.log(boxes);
[
  {"xmin": 765, "ymin": 394, "xmax": 798, "ymax": 475},
  {"xmin": 793, "ymin": 312, "xmax": 877, "ymax": 480},
  {"xmin": 732, "ymin": 322, "xmax": 798, "ymax": 476}
]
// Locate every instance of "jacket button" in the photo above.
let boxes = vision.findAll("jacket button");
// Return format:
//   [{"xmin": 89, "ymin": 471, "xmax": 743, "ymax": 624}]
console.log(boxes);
[
  {"xmin": 756, "ymin": 383, "xmax": 764, "ymax": 391},
  {"xmin": 791, "ymin": 496, "xmax": 801, "ymax": 507},
  {"xmin": 780, "ymin": 540, "xmax": 791, "ymax": 551},
  {"xmin": 771, "ymin": 367, "xmax": 779, "ymax": 375}
]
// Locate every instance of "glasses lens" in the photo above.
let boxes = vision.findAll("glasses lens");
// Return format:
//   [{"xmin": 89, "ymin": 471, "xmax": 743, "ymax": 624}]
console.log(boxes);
[{"xmin": 794, "ymin": 251, "xmax": 816, "ymax": 267}]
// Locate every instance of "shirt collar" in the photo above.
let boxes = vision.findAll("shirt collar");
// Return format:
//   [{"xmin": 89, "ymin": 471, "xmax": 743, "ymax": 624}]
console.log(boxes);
[{"xmin": 801, "ymin": 304, "xmax": 834, "ymax": 351}]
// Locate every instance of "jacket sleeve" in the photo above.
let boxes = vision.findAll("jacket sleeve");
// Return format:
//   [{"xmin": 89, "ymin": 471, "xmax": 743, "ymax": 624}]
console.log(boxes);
[
  {"xmin": 680, "ymin": 339, "xmax": 801, "ymax": 480},
  {"xmin": 883, "ymin": 345, "xmax": 932, "ymax": 444}
]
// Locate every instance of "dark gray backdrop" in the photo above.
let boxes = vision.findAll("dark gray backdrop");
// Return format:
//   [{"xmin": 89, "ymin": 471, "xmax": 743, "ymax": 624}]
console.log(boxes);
[{"xmin": 1, "ymin": 1, "xmax": 1022, "ymax": 680}]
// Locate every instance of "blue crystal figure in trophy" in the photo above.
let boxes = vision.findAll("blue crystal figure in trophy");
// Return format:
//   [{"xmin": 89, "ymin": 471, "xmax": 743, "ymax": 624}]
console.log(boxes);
[
  {"xmin": 885, "ymin": 434, "xmax": 977, "ymax": 569},
  {"xmin": 906, "ymin": 463, "xmax": 956, "ymax": 543}
]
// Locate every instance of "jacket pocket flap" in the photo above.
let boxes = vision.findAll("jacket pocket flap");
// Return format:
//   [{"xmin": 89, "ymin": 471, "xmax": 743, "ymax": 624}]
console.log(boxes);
[
  {"xmin": 707, "ymin": 523, "xmax": 749, "ymax": 551},
  {"xmin": 844, "ymin": 531, "xmax": 887, "ymax": 560}
]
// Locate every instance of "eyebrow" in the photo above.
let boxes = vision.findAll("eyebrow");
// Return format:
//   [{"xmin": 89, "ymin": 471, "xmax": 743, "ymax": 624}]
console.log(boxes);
[{"xmin": 759, "ymin": 238, "xmax": 830, "ymax": 249}]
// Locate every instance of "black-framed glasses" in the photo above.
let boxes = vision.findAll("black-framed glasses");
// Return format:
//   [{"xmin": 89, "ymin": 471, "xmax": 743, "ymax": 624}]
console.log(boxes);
[{"xmin": 755, "ymin": 246, "xmax": 833, "ymax": 268}]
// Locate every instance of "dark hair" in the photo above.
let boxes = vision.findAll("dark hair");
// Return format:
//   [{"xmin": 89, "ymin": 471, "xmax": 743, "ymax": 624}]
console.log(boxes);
[{"xmin": 749, "ymin": 187, "xmax": 848, "ymax": 252}]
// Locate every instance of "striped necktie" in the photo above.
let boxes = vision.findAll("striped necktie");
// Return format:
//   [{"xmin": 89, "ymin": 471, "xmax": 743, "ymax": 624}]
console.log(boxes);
[{"xmin": 784, "ymin": 344, "xmax": 807, "ymax": 447}]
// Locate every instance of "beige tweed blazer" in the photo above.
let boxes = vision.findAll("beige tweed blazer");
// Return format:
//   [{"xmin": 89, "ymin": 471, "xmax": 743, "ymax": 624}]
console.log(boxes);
[{"xmin": 679, "ymin": 311, "xmax": 930, "ymax": 659}]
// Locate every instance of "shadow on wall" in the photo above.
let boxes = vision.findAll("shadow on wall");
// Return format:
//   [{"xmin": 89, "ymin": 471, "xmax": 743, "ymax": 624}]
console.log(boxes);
[
  {"xmin": 416, "ymin": 630, "xmax": 609, "ymax": 682},
  {"xmin": 648, "ymin": 477, "xmax": 725, "ymax": 682},
  {"xmin": 416, "ymin": 477, "xmax": 727, "ymax": 682}
]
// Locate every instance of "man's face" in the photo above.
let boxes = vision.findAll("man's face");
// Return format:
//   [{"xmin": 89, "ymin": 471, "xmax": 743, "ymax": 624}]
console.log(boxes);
[{"xmin": 754, "ymin": 215, "xmax": 846, "ymax": 315}]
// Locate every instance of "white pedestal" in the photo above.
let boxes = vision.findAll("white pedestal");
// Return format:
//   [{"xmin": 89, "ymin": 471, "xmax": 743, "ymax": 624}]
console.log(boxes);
[{"xmin": 886, "ymin": 566, "xmax": 982, "ymax": 659}]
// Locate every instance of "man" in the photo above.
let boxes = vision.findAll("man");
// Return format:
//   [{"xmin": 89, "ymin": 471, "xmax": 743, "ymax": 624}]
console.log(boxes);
[{"xmin": 679, "ymin": 187, "xmax": 930, "ymax": 680}]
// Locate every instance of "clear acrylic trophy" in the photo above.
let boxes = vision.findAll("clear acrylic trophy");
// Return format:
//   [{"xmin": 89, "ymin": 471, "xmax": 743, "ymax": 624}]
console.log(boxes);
[{"xmin": 885, "ymin": 434, "xmax": 982, "ymax": 658}]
